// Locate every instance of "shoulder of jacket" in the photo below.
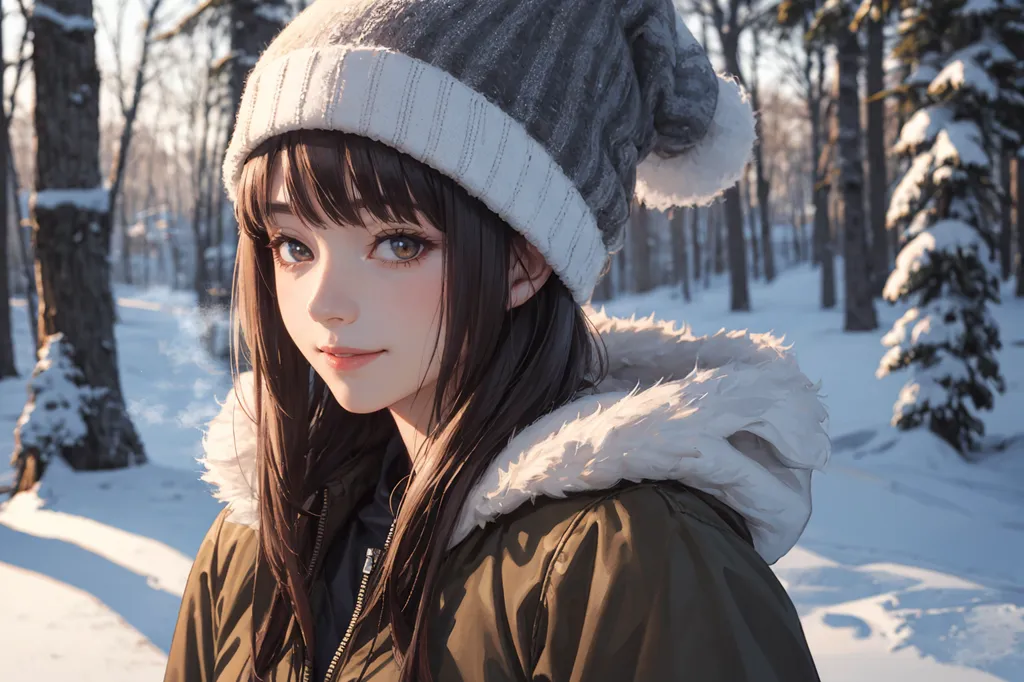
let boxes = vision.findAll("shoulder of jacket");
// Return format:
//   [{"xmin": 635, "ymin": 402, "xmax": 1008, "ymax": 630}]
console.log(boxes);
[
  {"xmin": 193, "ymin": 506, "xmax": 260, "ymax": 584},
  {"xmin": 460, "ymin": 480, "xmax": 756, "ymax": 594},
  {"xmin": 495, "ymin": 481, "xmax": 752, "ymax": 549}
]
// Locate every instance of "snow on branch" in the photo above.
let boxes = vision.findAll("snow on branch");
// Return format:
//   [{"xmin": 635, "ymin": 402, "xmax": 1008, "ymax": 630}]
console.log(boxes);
[
  {"xmin": 887, "ymin": 151, "xmax": 934, "ymax": 226},
  {"xmin": 14, "ymin": 333, "xmax": 107, "ymax": 467},
  {"xmin": 883, "ymin": 219, "xmax": 992, "ymax": 301},
  {"xmin": 153, "ymin": 0, "xmax": 228, "ymax": 42},
  {"xmin": 930, "ymin": 58, "xmax": 999, "ymax": 100},
  {"xmin": 951, "ymin": 40, "xmax": 1016, "ymax": 67},
  {"xmin": 896, "ymin": 105, "xmax": 953, "ymax": 153},
  {"xmin": 31, "ymin": 3, "xmax": 96, "ymax": 32},
  {"xmin": 32, "ymin": 186, "xmax": 110, "ymax": 212},
  {"xmin": 933, "ymin": 120, "xmax": 989, "ymax": 168}
]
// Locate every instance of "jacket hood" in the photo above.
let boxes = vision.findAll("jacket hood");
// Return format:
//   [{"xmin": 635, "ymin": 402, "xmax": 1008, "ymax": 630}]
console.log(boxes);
[{"xmin": 199, "ymin": 308, "xmax": 829, "ymax": 564}]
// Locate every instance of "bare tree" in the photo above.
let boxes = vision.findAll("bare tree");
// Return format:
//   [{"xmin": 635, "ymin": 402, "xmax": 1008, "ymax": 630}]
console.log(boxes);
[
  {"xmin": 3, "ymin": 0, "xmax": 38, "ymax": 354},
  {"xmin": 749, "ymin": 26, "xmax": 775, "ymax": 282},
  {"xmin": 809, "ymin": 1, "xmax": 876, "ymax": 330},
  {"xmin": 101, "ymin": 0, "xmax": 169, "ymax": 255},
  {"xmin": 12, "ymin": 0, "xmax": 145, "ymax": 492},
  {"xmin": 692, "ymin": 0, "xmax": 761, "ymax": 310},
  {"xmin": 778, "ymin": 0, "xmax": 836, "ymax": 307},
  {"xmin": 0, "ymin": 7, "xmax": 17, "ymax": 379},
  {"xmin": 155, "ymin": 0, "xmax": 291, "ymax": 305}
]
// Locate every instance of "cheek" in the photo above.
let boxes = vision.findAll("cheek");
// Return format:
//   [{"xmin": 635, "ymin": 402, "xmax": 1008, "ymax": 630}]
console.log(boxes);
[
  {"xmin": 376, "ymin": 260, "xmax": 446, "ymax": 355},
  {"xmin": 274, "ymin": 275, "xmax": 312, "ymax": 355}
]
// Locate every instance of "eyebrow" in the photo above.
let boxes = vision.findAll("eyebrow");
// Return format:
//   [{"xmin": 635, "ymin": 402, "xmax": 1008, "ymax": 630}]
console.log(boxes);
[{"xmin": 269, "ymin": 201, "xmax": 293, "ymax": 216}]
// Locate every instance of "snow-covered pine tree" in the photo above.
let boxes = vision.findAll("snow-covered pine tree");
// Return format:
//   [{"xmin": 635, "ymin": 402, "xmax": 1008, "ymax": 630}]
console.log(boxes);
[
  {"xmin": 12, "ymin": 334, "xmax": 107, "ymax": 485},
  {"xmin": 878, "ymin": 0, "xmax": 1024, "ymax": 454}
]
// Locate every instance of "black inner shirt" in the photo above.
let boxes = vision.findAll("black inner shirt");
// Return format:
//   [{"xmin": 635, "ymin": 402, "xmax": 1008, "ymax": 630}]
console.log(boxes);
[{"xmin": 312, "ymin": 436, "xmax": 409, "ymax": 679}]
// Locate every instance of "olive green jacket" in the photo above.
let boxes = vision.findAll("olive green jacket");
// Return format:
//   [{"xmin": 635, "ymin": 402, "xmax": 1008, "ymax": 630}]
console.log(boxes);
[{"xmin": 165, "ymin": 309, "xmax": 830, "ymax": 682}]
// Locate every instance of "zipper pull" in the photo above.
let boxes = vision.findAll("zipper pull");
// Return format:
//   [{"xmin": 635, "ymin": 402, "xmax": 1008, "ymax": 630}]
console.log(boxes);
[{"xmin": 362, "ymin": 547, "xmax": 381, "ymax": 575}]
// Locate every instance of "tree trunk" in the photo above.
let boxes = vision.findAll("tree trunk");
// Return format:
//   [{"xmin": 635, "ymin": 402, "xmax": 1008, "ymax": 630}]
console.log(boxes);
[
  {"xmin": 808, "ymin": 44, "xmax": 835, "ymax": 307},
  {"xmin": 192, "ymin": 65, "xmax": 215, "ymax": 307},
  {"xmin": 836, "ymin": 29, "xmax": 877, "ymax": 331},
  {"xmin": 808, "ymin": 44, "xmax": 825, "ymax": 264},
  {"xmin": 210, "ymin": 107, "xmax": 230, "ymax": 297},
  {"xmin": 794, "ymin": 172, "xmax": 807, "ymax": 263},
  {"xmin": 0, "ymin": 13, "xmax": 17, "ymax": 380},
  {"xmin": 670, "ymin": 208, "xmax": 691, "ymax": 301},
  {"xmin": 748, "ymin": 30, "xmax": 774, "ymax": 283},
  {"xmin": 14, "ymin": 0, "xmax": 145, "ymax": 491},
  {"xmin": 758, "ymin": 174, "xmax": 773, "ymax": 281},
  {"xmin": 119, "ymin": 196, "xmax": 133, "ymax": 284},
  {"xmin": 866, "ymin": 1, "xmax": 888, "ymax": 295},
  {"xmin": 1000, "ymin": 151, "xmax": 1012, "ymax": 280},
  {"xmin": 819, "ymin": 182, "xmax": 837, "ymax": 308},
  {"xmin": 690, "ymin": 205, "xmax": 701, "ymax": 284},
  {"xmin": 7, "ymin": 142, "xmax": 39, "ymax": 346},
  {"xmin": 630, "ymin": 203, "xmax": 654, "ymax": 293},
  {"xmin": 1016, "ymin": 157, "xmax": 1023, "ymax": 297},
  {"xmin": 724, "ymin": 186, "xmax": 750, "ymax": 311},
  {"xmin": 712, "ymin": 202, "xmax": 726, "ymax": 275},
  {"xmin": 743, "ymin": 177, "xmax": 761, "ymax": 280},
  {"xmin": 168, "ymin": 186, "xmax": 184, "ymax": 290}
]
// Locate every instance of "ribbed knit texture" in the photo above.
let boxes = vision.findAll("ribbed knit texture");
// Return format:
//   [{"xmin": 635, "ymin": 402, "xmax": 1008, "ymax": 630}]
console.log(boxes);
[{"xmin": 223, "ymin": 0, "xmax": 756, "ymax": 302}]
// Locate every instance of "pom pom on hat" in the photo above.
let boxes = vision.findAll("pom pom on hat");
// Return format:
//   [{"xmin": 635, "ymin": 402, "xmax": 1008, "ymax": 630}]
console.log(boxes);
[{"xmin": 634, "ymin": 75, "xmax": 757, "ymax": 211}]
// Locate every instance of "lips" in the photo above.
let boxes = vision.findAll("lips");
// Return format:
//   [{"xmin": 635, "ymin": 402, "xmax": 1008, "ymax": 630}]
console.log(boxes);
[{"xmin": 318, "ymin": 346, "xmax": 385, "ymax": 372}]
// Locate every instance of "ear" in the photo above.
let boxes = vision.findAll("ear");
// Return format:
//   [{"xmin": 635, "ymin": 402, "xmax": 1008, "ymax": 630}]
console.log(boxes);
[{"xmin": 508, "ymin": 240, "xmax": 553, "ymax": 310}]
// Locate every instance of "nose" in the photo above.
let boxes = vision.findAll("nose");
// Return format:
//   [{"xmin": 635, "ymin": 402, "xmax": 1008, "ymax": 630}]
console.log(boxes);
[{"xmin": 305, "ymin": 258, "xmax": 359, "ymax": 325}]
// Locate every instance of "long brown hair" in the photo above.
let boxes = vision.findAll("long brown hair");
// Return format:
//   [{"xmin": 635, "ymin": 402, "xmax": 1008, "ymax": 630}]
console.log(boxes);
[{"xmin": 232, "ymin": 129, "xmax": 605, "ymax": 681}]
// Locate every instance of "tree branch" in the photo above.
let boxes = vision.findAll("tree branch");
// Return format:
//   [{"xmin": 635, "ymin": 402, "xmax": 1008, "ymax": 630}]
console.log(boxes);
[{"xmin": 153, "ymin": 0, "xmax": 227, "ymax": 42}]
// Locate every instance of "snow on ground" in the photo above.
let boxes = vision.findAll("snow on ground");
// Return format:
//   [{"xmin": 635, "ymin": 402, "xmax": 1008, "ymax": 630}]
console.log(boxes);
[{"xmin": 1, "ymin": 269, "xmax": 1022, "ymax": 681}]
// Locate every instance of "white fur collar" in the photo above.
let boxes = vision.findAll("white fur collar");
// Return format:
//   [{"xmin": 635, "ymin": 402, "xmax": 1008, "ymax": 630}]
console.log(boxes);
[{"xmin": 199, "ymin": 308, "xmax": 829, "ymax": 564}]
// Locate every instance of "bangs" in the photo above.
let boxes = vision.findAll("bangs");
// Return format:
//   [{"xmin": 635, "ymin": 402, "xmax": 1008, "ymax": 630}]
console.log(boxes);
[{"xmin": 236, "ymin": 130, "xmax": 449, "ymax": 241}]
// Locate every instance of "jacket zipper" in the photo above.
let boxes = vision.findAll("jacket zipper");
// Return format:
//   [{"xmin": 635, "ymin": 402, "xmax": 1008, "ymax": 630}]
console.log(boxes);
[
  {"xmin": 300, "ymin": 490, "xmax": 397, "ymax": 682},
  {"xmin": 307, "ymin": 489, "xmax": 331, "ymax": 578},
  {"xmin": 320, "ymin": 520, "xmax": 396, "ymax": 682}
]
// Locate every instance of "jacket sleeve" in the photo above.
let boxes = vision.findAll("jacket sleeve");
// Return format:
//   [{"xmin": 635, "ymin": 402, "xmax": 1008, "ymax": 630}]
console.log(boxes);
[
  {"xmin": 528, "ymin": 486, "xmax": 821, "ymax": 682},
  {"xmin": 163, "ymin": 509, "xmax": 230, "ymax": 682}
]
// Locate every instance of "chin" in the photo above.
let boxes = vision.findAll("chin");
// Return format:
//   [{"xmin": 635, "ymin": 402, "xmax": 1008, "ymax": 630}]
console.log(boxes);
[{"xmin": 326, "ymin": 385, "xmax": 390, "ymax": 414}]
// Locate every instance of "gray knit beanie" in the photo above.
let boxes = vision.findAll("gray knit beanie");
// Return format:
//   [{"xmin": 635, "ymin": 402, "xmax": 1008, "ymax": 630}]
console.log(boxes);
[{"xmin": 223, "ymin": 0, "xmax": 756, "ymax": 303}]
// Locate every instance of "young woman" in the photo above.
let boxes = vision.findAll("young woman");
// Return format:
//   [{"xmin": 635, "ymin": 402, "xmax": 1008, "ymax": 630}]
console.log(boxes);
[{"xmin": 165, "ymin": 0, "xmax": 830, "ymax": 680}]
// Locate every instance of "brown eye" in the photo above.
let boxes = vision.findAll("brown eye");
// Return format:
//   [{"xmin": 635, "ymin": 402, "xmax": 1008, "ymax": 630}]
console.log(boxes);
[
  {"xmin": 272, "ymin": 237, "xmax": 313, "ymax": 264},
  {"xmin": 387, "ymin": 236, "xmax": 422, "ymax": 261},
  {"xmin": 373, "ymin": 234, "xmax": 426, "ymax": 263}
]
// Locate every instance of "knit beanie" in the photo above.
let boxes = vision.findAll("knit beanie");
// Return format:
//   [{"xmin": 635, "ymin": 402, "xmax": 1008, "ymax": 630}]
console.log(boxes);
[{"xmin": 223, "ymin": 0, "xmax": 756, "ymax": 303}]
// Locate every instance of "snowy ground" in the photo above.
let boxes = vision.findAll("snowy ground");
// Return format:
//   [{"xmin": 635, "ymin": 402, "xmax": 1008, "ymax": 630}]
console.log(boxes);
[{"xmin": 1, "ymin": 267, "xmax": 1022, "ymax": 681}]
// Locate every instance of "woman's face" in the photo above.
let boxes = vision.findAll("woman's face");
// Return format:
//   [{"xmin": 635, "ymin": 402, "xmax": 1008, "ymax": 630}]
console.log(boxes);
[{"xmin": 267, "ymin": 162, "xmax": 446, "ymax": 419}]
